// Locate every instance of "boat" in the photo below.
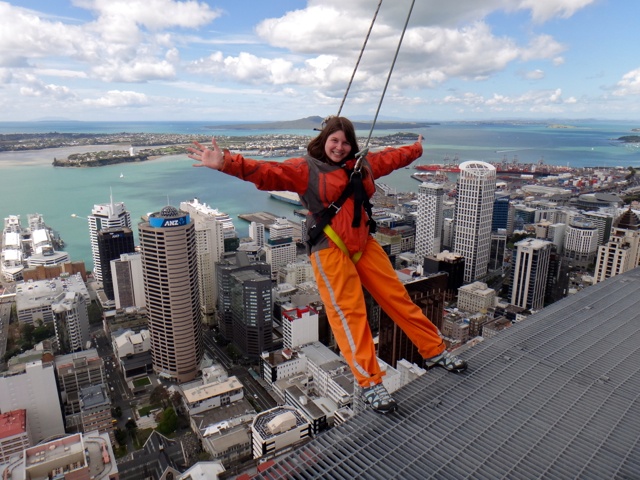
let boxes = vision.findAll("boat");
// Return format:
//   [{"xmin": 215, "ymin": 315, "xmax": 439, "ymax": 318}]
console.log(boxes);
[
  {"xmin": 415, "ymin": 155, "xmax": 461, "ymax": 173},
  {"xmin": 120, "ymin": 172, "xmax": 124, "ymax": 178},
  {"xmin": 268, "ymin": 191, "xmax": 302, "ymax": 206}
]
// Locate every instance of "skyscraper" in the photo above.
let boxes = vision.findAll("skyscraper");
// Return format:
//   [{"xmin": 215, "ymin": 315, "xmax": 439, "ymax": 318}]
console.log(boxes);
[
  {"xmin": 264, "ymin": 217, "xmax": 297, "ymax": 280},
  {"xmin": 111, "ymin": 252, "xmax": 145, "ymax": 309},
  {"xmin": 510, "ymin": 238, "xmax": 552, "ymax": 311},
  {"xmin": 453, "ymin": 161, "xmax": 496, "ymax": 283},
  {"xmin": 139, "ymin": 206, "xmax": 202, "ymax": 383},
  {"xmin": 415, "ymin": 182, "xmax": 444, "ymax": 259},
  {"xmin": 52, "ymin": 290, "xmax": 90, "ymax": 353},
  {"xmin": 594, "ymin": 208, "xmax": 640, "ymax": 283},
  {"xmin": 88, "ymin": 197, "xmax": 131, "ymax": 281},
  {"xmin": 97, "ymin": 227, "xmax": 135, "ymax": 301},
  {"xmin": 180, "ymin": 199, "xmax": 228, "ymax": 323}
]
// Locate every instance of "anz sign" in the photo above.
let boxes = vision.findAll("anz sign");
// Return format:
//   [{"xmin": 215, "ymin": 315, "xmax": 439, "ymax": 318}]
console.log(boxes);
[{"xmin": 149, "ymin": 214, "xmax": 190, "ymax": 228}]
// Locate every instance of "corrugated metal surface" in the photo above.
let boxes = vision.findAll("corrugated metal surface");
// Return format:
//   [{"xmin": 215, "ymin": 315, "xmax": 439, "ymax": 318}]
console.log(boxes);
[{"xmin": 256, "ymin": 268, "xmax": 640, "ymax": 479}]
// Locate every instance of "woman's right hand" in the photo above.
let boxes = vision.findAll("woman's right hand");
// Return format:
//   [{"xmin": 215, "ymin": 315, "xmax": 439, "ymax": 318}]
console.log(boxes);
[{"xmin": 188, "ymin": 138, "xmax": 225, "ymax": 170}]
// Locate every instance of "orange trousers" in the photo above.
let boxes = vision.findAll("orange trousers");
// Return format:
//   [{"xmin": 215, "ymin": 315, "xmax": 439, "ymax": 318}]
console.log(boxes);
[{"xmin": 311, "ymin": 237, "xmax": 446, "ymax": 388}]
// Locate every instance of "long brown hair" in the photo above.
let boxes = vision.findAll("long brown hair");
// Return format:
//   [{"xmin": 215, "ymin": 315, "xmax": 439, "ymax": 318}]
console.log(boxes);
[{"xmin": 307, "ymin": 116, "xmax": 360, "ymax": 163}]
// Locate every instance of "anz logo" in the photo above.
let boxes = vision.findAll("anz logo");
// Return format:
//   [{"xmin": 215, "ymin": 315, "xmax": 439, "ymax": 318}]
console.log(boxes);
[{"xmin": 162, "ymin": 217, "xmax": 187, "ymax": 227}]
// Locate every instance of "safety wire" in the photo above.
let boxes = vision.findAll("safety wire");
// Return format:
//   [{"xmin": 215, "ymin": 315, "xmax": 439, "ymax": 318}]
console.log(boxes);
[
  {"xmin": 353, "ymin": 0, "xmax": 416, "ymax": 173},
  {"xmin": 336, "ymin": 0, "xmax": 383, "ymax": 119}
]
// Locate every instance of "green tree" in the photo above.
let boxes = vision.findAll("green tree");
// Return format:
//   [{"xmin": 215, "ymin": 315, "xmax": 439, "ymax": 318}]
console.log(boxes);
[
  {"xmin": 150, "ymin": 385, "xmax": 171, "ymax": 408},
  {"xmin": 21, "ymin": 323, "xmax": 35, "ymax": 345},
  {"xmin": 114, "ymin": 428, "xmax": 126, "ymax": 445},
  {"xmin": 156, "ymin": 407, "xmax": 178, "ymax": 435},
  {"xmin": 88, "ymin": 301, "xmax": 103, "ymax": 325},
  {"xmin": 125, "ymin": 418, "xmax": 138, "ymax": 439}
]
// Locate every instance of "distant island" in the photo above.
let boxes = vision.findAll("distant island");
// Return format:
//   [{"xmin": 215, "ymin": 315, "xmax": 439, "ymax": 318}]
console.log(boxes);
[
  {"xmin": 206, "ymin": 115, "xmax": 438, "ymax": 131},
  {"xmin": 547, "ymin": 124, "xmax": 577, "ymax": 129},
  {"xmin": 618, "ymin": 135, "xmax": 640, "ymax": 143}
]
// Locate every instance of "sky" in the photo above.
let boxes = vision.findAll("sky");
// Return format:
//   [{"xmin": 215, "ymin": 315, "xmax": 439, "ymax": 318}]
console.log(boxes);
[{"xmin": 0, "ymin": 0, "xmax": 639, "ymax": 122}]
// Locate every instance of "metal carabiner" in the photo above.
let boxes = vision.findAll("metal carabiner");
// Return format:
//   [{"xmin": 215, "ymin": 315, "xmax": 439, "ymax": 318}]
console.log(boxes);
[{"xmin": 353, "ymin": 147, "xmax": 369, "ymax": 173}]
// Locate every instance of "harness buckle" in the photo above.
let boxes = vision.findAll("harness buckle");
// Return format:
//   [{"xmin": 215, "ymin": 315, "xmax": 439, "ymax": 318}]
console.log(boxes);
[{"xmin": 328, "ymin": 202, "xmax": 341, "ymax": 214}]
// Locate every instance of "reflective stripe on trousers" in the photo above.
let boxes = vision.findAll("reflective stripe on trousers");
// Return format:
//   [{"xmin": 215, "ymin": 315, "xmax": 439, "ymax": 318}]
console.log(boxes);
[{"xmin": 311, "ymin": 236, "xmax": 445, "ymax": 388}]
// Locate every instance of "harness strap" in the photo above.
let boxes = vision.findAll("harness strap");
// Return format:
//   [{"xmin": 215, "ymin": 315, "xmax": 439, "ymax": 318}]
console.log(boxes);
[{"xmin": 323, "ymin": 225, "xmax": 363, "ymax": 263}]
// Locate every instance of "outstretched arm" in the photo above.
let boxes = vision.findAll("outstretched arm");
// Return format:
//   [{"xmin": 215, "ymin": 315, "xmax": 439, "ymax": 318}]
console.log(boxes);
[{"xmin": 188, "ymin": 138, "xmax": 225, "ymax": 170}]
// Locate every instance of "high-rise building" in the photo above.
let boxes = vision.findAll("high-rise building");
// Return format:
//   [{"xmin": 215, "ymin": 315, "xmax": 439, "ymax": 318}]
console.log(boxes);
[
  {"xmin": 0, "ymin": 361, "xmax": 65, "ymax": 444},
  {"xmin": 594, "ymin": 208, "xmax": 640, "ymax": 283},
  {"xmin": 216, "ymin": 252, "xmax": 272, "ymax": 341},
  {"xmin": 582, "ymin": 211, "xmax": 614, "ymax": 246},
  {"xmin": 230, "ymin": 269, "xmax": 273, "ymax": 359},
  {"xmin": 492, "ymin": 193, "xmax": 510, "ymax": 232},
  {"xmin": 97, "ymin": 227, "xmax": 135, "ymax": 301},
  {"xmin": 250, "ymin": 221, "xmax": 266, "ymax": 247},
  {"xmin": 423, "ymin": 251, "xmax": 465, "ymax": 302},
  {"xmin": 180, "ymin": 199, "xmax": 228, "ymax": 322},
  {"xmin": 88, "ymin": 197, "xmax": 131, "ymax": 280},
  {"xmin": 564, "ymin": 217, "xmax": 599, "ymax": 268},
  {"xmin": 52, "ymin": 290, "xmax": 90, "ymax": 353},
  {"xmin": 510, "ymin": 238, "xmax": 552, "ymax": 311},
  {"xmin": 264, "ymin": 217, "xmax": 297, "ymax": 280},
  {"xmin": 139, "ymin": 206, "xmax": 203, "ymax": 383},
  {"xmin": 282, "ymin": 306, "xmax": 319, "ymax": 349},
  {"xmin": 0, "ymin": 410, "xmax": 31, "ymax": 464},
  {"xmin": 111, "ymin": 252, "xmax": 145, "ymax": 309},
  {"xmin": 457, "ymin": 281, "xmax": 496, "ymax": 314},
  {"xmin": 415, "ymin": 182, "xmax": 444, "ymax": 259},
  {"xmin": 453, "ymin": 161, "xmax": 496, "ymax": 282},
  {"xmin": 377, "ymin": 272, "xmax": 448, "ymax": 368}
]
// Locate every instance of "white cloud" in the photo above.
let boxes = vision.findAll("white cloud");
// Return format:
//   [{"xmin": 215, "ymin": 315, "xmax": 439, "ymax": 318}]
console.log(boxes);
[
  {"xmin": 83, "ymin": 90, "xmax": 149, "ymax": 107},
  {"xmin": 517, "ymin": 0, "xmax": 597, "ymax": 23},
  {"xmin": 613, "ymin": 68, "xmax": 640, "ymax": 96},
  {"xmin": 524, "ymin": 69, "xmax": 545, "ymax": 80},
  {"xmin": 17, "ymin": 74, "xmax": 76, "ymax": 99}
]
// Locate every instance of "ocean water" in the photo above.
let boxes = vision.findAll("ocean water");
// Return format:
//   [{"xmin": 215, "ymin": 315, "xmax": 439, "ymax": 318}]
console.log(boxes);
[{"xmin": 1, "ymin": 120, "xmax": 639, "ymax": 269}]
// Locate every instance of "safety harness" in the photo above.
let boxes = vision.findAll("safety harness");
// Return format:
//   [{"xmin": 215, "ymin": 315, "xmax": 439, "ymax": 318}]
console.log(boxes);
[{"xmin": 306, "ymin": 158, "xmax": 377, "ymax": 263}]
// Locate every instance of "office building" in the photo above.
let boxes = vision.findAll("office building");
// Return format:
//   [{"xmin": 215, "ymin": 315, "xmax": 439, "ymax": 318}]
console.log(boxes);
[
  {"xmin": 52, "ymin": 290, "xmax": 90, "ymax": 353},
  {"xmin": 0, "ymin": 361, "xmax": 65, "ymax": 444},
  {"xmin": 250, "ymin": 221, "xmax": 266, "ymax": 247},
  {"xmin": 563, "ymin": 217, "xmax": 599, "ymax": 268},
  {"xmin": 88, "ymin": 197, "xmax": 131, "ymax": 281},
  {"xmin": 0, "ymin": 431, "xmax": 118, "ymax": 480},
  {"xmin": 452, "ymin": 161, "xmax": 496, "ymax": 282},
  {"xmin": 0, "ymin": 410, "xmax": 31, "ymax": 464},
  {"xmin": 457, "ymin": 281, "xmax": 496, "ymax": 314},
  {"xmin": 377, "ymin": 272, "xmax": 448, "ymax": 368},
  {"xmin": 230, "ymin": 269, "xmax": 273, "ymax": 359},
  {"xmin": 423, "ymin": 250, "xmax": 465, "ymax": 302},
  {"xmin": 54, "ymin": 350, "xmax": 106, "ymax": 429},
  {"xmin": 251, "ymin": 406, "xmax": 311, "ymax": 460},
  {"xmin": 415, "ymin": 183, "xmax": 444, "ymax": 259},
  {"xmin": 111, "ymin": 252, "xmax": 145, "ymax": 309},
  {"xmin": 97, "ymin": 227, "xmax": 135, "ymax": 301},
  {"xmin": 264, "ymin": 218, "xmax": 297, "ymax": 280},
  {"xmin": 139, "ymin": 206, "xmax": 203, "ymax": 383},
  {"xmin": 15, "ymin": 272, "xmax": 89, "ymax": 325},
  {"xmin": 282, "ymin": 306, "xmax": 319, "ymax": 349},
  {"xmin": 216, "ymin": 252, "xmax": 272, "ymax": 341},
  {"xmin": 79, "ymin": 384, "xmax": 114, "ymax": 443},
  {"xmin": 180, "ymin": 199, "xmax": 228, "ymax": 321},
  {"xmin": 582, "ymin": 211, "xmax": 613, "ymax": 246},
  {"xmin": 510, "ymin": 238, "xmax": 552, "ymax": 311},
  {"xmin": 492, "ymin": 193, "xmax": 511, "ymax": 232},
  {"xmin": 594, "ymin": 208, "xmax": 640, "ymax": 283}
]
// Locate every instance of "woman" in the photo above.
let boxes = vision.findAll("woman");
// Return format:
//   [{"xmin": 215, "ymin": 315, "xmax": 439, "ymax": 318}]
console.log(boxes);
[{"xmin": 188, "ymin": 116, "xmax": 466, "ymax": 414}]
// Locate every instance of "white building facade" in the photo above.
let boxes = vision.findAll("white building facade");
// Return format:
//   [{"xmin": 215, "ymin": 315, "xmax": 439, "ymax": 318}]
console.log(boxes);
[
  {"xmin": 453, "ymin": 161, "xmax": 497, "ymax": 283},
  {"xmin": 88, "ymin": 198, "xmax": 131, "ymax": 281},
  {"xmin": 510, "ymin": 238, "xmax": 552, "ymax": 311},
  {"xmin": 415, "ymin": 182, "xmax": 444, "ymax": 259}
]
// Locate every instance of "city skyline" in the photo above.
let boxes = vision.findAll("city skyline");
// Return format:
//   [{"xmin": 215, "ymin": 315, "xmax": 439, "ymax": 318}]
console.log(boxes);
[{"xmin": 1, "ymin": 1, "xmax": 639, "ymax": 122}]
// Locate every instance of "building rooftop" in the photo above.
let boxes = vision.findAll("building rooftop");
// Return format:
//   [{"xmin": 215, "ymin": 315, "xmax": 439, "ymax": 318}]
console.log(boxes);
[
  {"xmin": 0, "ymin": 409, "xmax": 26, "ymax": 439},
  {"xmin": 15, "ymin": 273, "xmax": 89, "ymax": 310},
  {"xmin": 183, "ymin": 376, "xmax": 243, "ymax": 404},
  {"xmin": 255, "ymin": 267, "xmax": 640, "ymax": 479}
]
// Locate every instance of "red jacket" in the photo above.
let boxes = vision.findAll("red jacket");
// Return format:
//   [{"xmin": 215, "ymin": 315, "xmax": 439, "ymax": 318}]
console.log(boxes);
[{"xmin": 221, "ymin": 142, "xmax": 423, "ymax": 255}]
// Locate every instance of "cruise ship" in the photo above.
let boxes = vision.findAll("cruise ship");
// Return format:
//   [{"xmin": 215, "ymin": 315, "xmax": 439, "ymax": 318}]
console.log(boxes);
[
  {"xmin": 1, "ymin": 214, "xmax": 68, "ymax": 282},
  {"xmin": 268, "ymin": 191, "xmax": 303, "ymax": 206}
]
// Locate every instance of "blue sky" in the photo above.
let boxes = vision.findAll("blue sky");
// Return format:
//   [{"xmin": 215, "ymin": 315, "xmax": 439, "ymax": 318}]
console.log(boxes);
[{"xmin": 0, "ymin": 0, "xmax": 639, "ymax": 122}]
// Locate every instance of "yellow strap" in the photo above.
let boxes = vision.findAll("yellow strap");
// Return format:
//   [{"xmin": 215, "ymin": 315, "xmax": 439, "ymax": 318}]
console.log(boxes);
[{"xmin": 323, "ymin": 225, "xmax": 362, "ymax": 263}]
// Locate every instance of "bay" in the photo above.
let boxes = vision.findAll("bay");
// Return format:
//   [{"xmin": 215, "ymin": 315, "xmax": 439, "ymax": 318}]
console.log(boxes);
[{"xmin": 1, "ymin": 120, "xmax": 639, "ymax": 270}]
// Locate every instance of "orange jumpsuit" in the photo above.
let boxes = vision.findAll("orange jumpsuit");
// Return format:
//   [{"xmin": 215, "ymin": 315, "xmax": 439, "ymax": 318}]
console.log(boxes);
[{"xmin": 220, "ymin": 142, "xmax": 446, "ymax": 387}]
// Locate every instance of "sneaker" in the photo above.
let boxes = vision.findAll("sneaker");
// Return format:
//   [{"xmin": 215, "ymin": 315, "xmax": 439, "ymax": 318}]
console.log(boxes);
[
  {"xmin": 424, "ymin": 350, "xmax": 467, "ymax": 373},
  {"xmin": 362, "ymin": 383, "xmax": 397, "ymax": 414}
]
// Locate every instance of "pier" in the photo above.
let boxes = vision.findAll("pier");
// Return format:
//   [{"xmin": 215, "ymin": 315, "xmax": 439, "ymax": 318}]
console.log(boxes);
[{"xmin": 237, "ymin": 212, "xmax": 303, "ymax": 241}]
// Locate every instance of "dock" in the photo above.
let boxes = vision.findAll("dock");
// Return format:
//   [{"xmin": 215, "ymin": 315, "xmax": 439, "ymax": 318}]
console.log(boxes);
[{"xmin": 237, "ymin": 212, "xmax": 303, "ymax": 241}]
